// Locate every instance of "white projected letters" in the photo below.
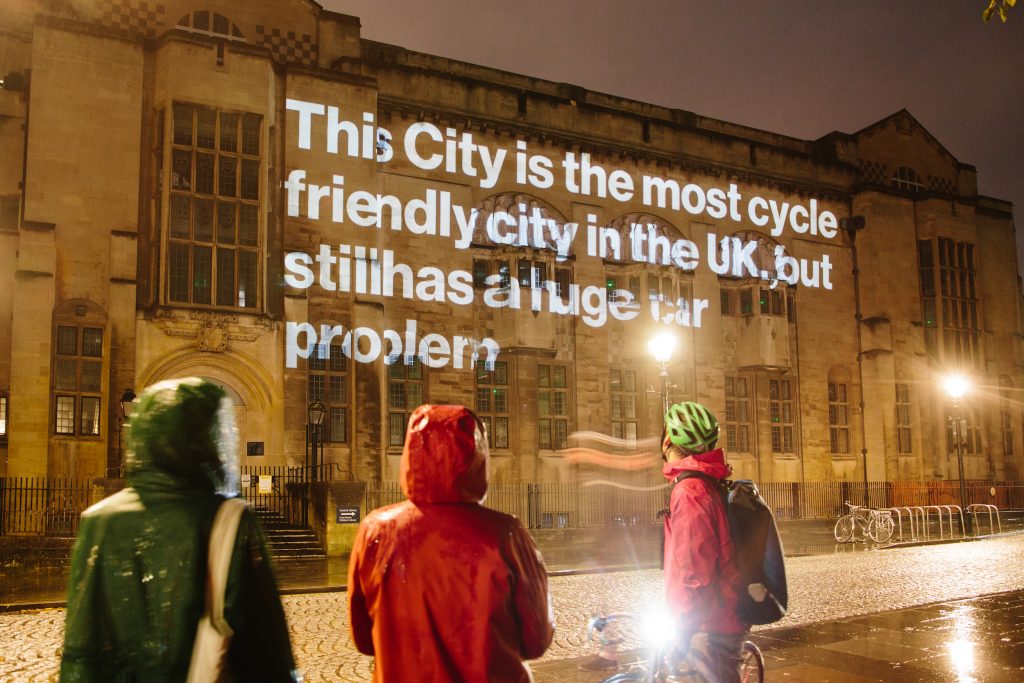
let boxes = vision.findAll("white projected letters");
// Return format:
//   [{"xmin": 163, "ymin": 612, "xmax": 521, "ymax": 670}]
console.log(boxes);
[{"xmin": 283, "ymin": 98, "xmax": 845, "ymax": 370}]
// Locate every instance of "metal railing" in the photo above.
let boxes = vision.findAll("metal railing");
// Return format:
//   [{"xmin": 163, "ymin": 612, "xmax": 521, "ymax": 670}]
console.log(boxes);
[
  {"xmin": 0, "ymin": 477, "xmax": 94, "ymax": 536},
  {"xmin": 2, "ymin": 475, "xmax": 1022, "ymax": 536}
]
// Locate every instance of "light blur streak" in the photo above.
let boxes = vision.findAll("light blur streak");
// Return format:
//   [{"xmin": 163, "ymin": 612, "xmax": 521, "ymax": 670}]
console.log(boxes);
[
  {"xmin": 567, "ymin": 431, "xmax": 660, "ymax": 449},
  {"xmin": 582, "ymin": 479, "xmax": 670, "ymax": 492},
  {"xmin": 557, "ymin": 448, "xmax": 660, "ymax": 471}
]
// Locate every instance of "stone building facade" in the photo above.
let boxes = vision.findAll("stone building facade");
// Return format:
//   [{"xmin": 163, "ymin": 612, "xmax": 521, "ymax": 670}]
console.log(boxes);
[{"xmin": 1, "ymin": 0, "xmax": 1021, "ymax": 489}]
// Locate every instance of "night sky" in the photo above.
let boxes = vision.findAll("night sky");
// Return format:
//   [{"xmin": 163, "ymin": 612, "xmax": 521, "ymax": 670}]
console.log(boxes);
[{"xmin": 322, "ymin": 0, "xmax": 1024, "ymax": 276}]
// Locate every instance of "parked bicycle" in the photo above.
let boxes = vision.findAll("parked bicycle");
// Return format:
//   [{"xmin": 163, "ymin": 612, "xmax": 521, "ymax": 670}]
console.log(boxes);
[
  {"xmin": 587, "ymin": 610, "xmax": 764, "ymax": 682},
  {"xmin": 833, "ymin": 501, "xmax": 895, "ymax": 543}
]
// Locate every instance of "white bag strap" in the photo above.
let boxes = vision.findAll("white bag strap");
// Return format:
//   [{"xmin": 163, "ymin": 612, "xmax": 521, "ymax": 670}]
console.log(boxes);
[{"xmin": 207, "ymin": 497, "xmax": 248, "ymax": 636}]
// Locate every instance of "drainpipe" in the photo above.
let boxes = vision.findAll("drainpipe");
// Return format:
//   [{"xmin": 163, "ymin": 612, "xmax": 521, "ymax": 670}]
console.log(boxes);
[{"xmin": 842, "ymin": 216, "xmax": 869, "ymax": 506}]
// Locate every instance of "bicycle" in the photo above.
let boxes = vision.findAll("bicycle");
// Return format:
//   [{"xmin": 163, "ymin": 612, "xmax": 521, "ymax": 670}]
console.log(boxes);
[
  {"xmin": 833, "ymin": 501, "xmax": 895, "ymax": 543},
  {"xmin": 587, "ymin": 610, "xmax": 764, "ymax": 682}
]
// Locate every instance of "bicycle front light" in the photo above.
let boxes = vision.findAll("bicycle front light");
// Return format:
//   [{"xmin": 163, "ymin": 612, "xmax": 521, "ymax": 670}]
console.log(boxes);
[{"xmin": 639, "ymin": 606, "xmax": 677, "ymax": 647}]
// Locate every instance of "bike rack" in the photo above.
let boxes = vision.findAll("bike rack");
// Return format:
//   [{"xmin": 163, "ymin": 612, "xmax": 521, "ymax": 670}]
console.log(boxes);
[
  {"xmin": 921, "ymin": 505, "xmax": 957, "ymax": 540},
  {"xmin": 909, "ymin": 506, "xmax": 927, "ymax": 540},
  {"xmin": 967, "ymin": 504, "xmax": 1001, "ymax": 536},
  {"xmin": 883, "ymin": 506, "xmax": 925, "ymax": 541},
  {"xmin": 940, "ymin": 505, "xmax": 966, "ymax": 537}
]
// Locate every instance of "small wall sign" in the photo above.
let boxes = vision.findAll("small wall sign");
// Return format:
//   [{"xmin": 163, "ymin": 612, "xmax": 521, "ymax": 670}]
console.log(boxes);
[{"xmin": 336, "ymin": 507, "xmax": 360, "ymax": 524}]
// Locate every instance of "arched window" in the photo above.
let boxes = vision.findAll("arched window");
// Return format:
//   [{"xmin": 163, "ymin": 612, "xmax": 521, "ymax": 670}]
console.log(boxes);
[
  {"xmin": 891, "ymin": 166, "xmax": 924, "ymax": 193},
  {"xmin": 176, "ymin": 11, "xmax": 244, "ymax": 39}
]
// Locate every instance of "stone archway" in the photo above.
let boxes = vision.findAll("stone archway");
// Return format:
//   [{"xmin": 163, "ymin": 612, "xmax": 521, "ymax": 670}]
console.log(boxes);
[{"xmin": 137, "ymin": 349, "xmax": 279, "ymax": 466}]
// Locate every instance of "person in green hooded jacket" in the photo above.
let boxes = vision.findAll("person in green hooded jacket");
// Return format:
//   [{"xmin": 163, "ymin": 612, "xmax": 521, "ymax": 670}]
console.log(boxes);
[{"xmin": 59, "ymin": 377, "xmax": 300, "ymax": 683}]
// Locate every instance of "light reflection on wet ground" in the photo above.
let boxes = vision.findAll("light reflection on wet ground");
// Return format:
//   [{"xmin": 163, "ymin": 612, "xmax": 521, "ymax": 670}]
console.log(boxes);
[
  {"xmin": 534, "ymin": 591, "xmax": 1024, "ymax": 682},
  {"xmin": 0, "ymin": 520, "xmax": 866, "ymax": 606}
]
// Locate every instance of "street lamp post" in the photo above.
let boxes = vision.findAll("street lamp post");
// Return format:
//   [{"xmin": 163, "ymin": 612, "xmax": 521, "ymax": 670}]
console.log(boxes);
[
  {"xmin": 942, "ymin": 374, "xmax": 972, "ymax": 536},
  {"xmin": 306, "ymin": 400, "xmax": 326, "ymax": 482},
  {"xmin": 647, "ymin": 332, "xmax": 677, "ymax": 415},
  {"xmin": 113, "ymin": 389, "xmax": 136, "ymax": 477}
]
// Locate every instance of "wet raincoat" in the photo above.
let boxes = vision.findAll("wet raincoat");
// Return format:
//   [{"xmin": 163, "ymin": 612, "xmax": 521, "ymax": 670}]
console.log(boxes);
[
  {"xmin": 59, "ymin": 378, "xmax": 297, "ymax": 683},
  {"xmin": 662, "ymin": 448, "xmax": 745, "ymax": 636},
  {"xmin": 348, "ymin": 404, "xmax": 554, "ymax": 682}
]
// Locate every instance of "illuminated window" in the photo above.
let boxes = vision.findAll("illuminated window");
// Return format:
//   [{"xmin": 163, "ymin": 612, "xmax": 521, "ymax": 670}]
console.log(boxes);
[
  {"xmin": 476, "ymin": 360, "xmax": 511, "ymax": 449},
  {"xmin": 769, "ymin": 378, "xmax": 794, "ymax": 454},
  {"xmin": 387, "ymin": 356, "xmax": 425, "ymax": 447},
  {"xmin": 896, "ymin": 383, "xmax": 913, "ymax": 454},
  {"xmin": 724, "ymin": 375, "xmax": 750, "ymax": 452},
  {"xmin": 538, "ymin": 363, "xmax": 570, "ymax": 450},
  {"xmin": 167, "ymin": 103, "xmax": 261, "ymax": 310},
  {"xmin": 53, "ymin": 325, "xmax": 103, "ymax": 436},
  {"xmin": 610, "ymin": 367, "xmax": 638, "ymax": 442},
  {"xmin": 828, "ymin": 382, "xmax": 850, "ymax": 456},
  {"xmin": 307, "ymin": 343, "xmax": 348, "ymax": 443},
  {"xmin": 0, "ymin": 394, "xmax": 7, "ymax": 442},
  {"xmin": 891, "ymin": 166, "xmax": 924, "ymax": 193}
]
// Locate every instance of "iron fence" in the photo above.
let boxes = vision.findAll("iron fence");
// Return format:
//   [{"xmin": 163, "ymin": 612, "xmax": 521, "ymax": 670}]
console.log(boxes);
[
  {"xmin": 3, "ymin": 476, "xmax": 1023, "ymax": 536},
  {"xmin": 239, "ymin": 462, "xmax": 347, "ymax": 527},
  {"xmin": 363, "ymin": 479, "xmax": 1024, "ymax": 529},
  {"xmin": 0, "ymin": 477, "xmax": 93, "ymax": 536}
]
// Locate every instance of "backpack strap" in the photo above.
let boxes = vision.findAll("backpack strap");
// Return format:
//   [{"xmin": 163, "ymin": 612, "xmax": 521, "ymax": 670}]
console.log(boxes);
[{"xmin": 673, "ymin": 470, "xmax": 729, "ymax": 502}]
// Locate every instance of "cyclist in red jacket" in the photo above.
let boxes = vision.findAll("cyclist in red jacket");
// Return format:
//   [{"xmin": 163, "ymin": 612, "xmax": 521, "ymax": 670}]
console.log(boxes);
[
  {"xmin": 347, "ymin": 404, "xmax": 554, "ymax": 682},
  {"xmin": 662, "ymin": 402, "xmax": 747, "ymax": 683}
]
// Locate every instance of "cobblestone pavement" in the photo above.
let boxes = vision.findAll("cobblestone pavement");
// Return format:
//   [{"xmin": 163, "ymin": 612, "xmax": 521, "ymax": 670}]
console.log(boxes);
[{"xmin": 3, "ymin": 533, "xmax": 1024, "ymax": 682}]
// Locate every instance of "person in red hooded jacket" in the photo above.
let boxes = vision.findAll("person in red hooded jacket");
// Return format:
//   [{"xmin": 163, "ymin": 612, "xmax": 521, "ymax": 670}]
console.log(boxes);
[
  {"xmin": 661, "ymin": 401, "xmax": 746, "ymax": 683},
  {"xmin": 347, "ymin": 404, "xmax": 555, "ymax": 682}
]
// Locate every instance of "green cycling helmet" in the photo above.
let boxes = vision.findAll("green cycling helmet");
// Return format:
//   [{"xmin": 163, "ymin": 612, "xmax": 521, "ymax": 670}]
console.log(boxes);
[{"xmin": 664, "ymin": 402, "xmax": 720, "ymax": 453}]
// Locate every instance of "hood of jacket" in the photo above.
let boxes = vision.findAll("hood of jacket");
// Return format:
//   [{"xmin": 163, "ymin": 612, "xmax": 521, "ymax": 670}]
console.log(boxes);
[
  {"xmin": 124, "ymin": 377, "xmax": 238, "ymax": 496},
  {"xmin": 662, "ymin": 447, "xmax": 732, "ymax": 482},
  {"xmin": 400, "ymin": 404, "xmax": 488, "ymax": 504}
]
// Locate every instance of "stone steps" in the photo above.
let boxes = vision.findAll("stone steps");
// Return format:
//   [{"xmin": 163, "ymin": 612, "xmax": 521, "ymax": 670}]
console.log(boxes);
[{"xmin": 253, "ymin": 507, "xmax": 327, "ymax": 561}]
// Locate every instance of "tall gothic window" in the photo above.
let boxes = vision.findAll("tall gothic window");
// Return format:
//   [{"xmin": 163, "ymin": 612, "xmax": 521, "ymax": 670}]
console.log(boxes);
[
  {"xmin": 896, "ymin": 383, "xmax": 913, "ymax": 454},
  {"xmin": 828, "ymin": 381, "xmax": 851, "ymax": 456},
  {"xmin": 538, "ymin": 363, "xmax": 570, "ymax": 450},
  {"xmin": 307, "ymin": 342, "xmax": 348, "ymax": 443},
  {"xmin": 724, "ymin": 375, "xmax": 750, "ymax": 453},
  {"xmin": 769, "ymin": 378, "xmax": 794, "ymax": 454},
  {"xmin": 476, "ymin": 359, "xmax": 511, "ymax": 449},
  {"xmin": 918, "ymin": 238, "xmax": 981, "ymax": 367},
  {"xmin": 610, "ymin": 367, "xmax": 638, "ymax": 442},
  {"xmin": 53, "ymin": 325, "xmax": 103, "ymax": 436},
  {"xmin": 168, "ymin": 103, "xmax": 261, "ymax": 310},
  {"xmin": 387, "ymin": 357, "xmax": 425, "ymax": 447}
]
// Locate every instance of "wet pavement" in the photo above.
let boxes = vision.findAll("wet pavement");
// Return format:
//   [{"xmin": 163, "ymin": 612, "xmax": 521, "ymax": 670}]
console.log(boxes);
[
  {"xmin": 4, "ymin": 532, "xmax": 1024, "ymax": 681},
  {"xmin": 533, "ymin": 591, "xmax": 1024, "ymax": 682},
  {"xmin": 0, "ymin": 518, "xmax": 877, "ymax": 607}
]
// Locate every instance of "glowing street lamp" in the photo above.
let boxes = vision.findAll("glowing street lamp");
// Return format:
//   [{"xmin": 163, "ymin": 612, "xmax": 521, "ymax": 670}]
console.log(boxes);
[
  {"xmin": 942, "ymin": 373, "xmax": 973, "ymax": 535},
  {"xmin": 647, "ymin": 332, "xmax": 676, "ymax": 415}
]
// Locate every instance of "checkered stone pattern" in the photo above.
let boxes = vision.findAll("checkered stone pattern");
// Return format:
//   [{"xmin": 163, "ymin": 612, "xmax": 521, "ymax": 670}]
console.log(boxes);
[
  {"xmin": 98, "ymin": 0, "xmax": 166, "ymax": 39},
  {"xmin": 256, "ymin": 25, "xmax": 318, "ymax": 67},
  {"xmin": 928, "ymin": 175, "xmax": 956, "ymax": 194},
  {"xmin": 859, "ymin": 159, "xmax": 888, "ymax": 185}
]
